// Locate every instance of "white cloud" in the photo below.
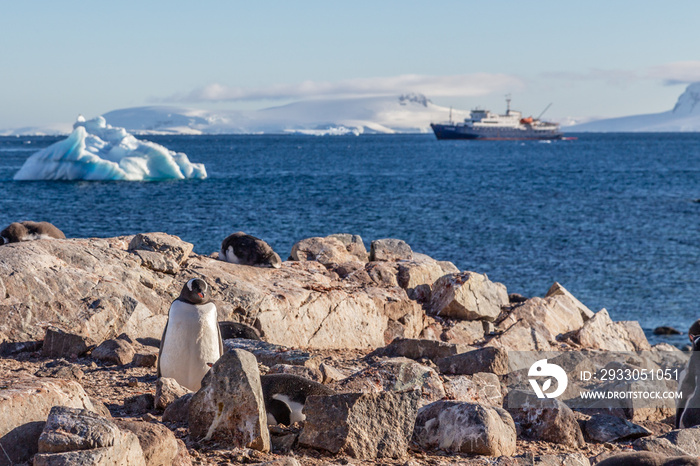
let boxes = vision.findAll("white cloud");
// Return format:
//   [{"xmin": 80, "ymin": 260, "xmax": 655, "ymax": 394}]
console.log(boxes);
[
  {"xmin": 646, "ymin": 61, "xmax": 700, "ymax": 85},
  {"xmin": 168, "ymin": 73, "xmax": 525, "ymax": 103}
]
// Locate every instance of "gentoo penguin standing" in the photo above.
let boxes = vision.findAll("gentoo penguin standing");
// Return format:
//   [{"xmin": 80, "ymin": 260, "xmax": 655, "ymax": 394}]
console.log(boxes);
[
  {"xmin": 261, "ymin": 373, "xmax": 335, "ymax": 425},
  {"xmin": 1, "ymin": 221, "xmax": 65, "ymax": 244},
  {"xmin": 158, "ymin": 278, "xmax": 223, "ymax": 392},
  {"xmin": 677, "ymin": 333, "xmax": 700, "ymax": 428},
  {"xmin": 219, "ymin": 232, "xmax": 282, "ymax": 268}
]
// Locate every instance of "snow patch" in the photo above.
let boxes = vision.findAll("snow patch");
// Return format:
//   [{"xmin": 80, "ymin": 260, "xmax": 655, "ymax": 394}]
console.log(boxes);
[{"xmin": 13, "ymin": 116, "xmax": 207, "ymax": 181}]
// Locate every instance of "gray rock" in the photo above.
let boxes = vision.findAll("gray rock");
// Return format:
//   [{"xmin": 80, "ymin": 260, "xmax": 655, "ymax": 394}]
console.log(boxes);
[
  {"xmin": 533, "ymin": 453, "xmax": 591, "ymax": 465},
  {"xmin": 35, "ymin": 406, "xmax": 145, "ymax": 465},
  {"xmin": 412, "ymin": 401, "xmax": 516, "ymax": 456},
  {"xmin": 0, "ymin": 421, "xmax": 45, "ymax": 465},
  {"xmin": 333, "ymin": 358, "xmax": 445, "ymax": 407},
  {"xmin": 584, "ymin": 413, "xmax": 651, "ymax": 443},
  {"xmin": 188, "ymin": 349, "xmax": 270, "ymax": 451},
  {"xmin": 373, "ymin": 338, "xmax": 471, "ymax": 362},
  {"xmin": 128, "ymin": 232, "xmax": 193, "ymax": 265},
  {"xmin": 298, "ymin": 391, "xmax": 419, "ymax": 459},
  {"xmin": 224, "ymin": 339, "xmax": 318, "ymax": 367},
  {"xmin": 42, "ymin": 327, "xmax": 92, "ymax": 359},
  {"xmin": 268, "ymin": 364, "xmax": 323, "ymax": 382},
  {"xmin": 504, "ymin": 389, "xmax": 585, "ymax": 448},
  {"xmin": 365, "ymin": 262, "xmax": 399, "ymax": 287},
  {"xmin": 429, "ymin": 271, "xmax": 508, "ymax": 321},
  {"xmin": 115, "ymin": 420, "xmax": 182, "ymax": 466},
  {"xmin": 92, "ymin": 338, "xmax": 135, "ymax": 366},
  {"xmin": 442, "ymin": 373, "xmax": 503, "ymax": 406},
  {"xmin": 437, "ymin": 347, "xmax": 510, "ymax": 375},
  {"xmin": 634, "ymin": 427, "xmax": 700, "ymax": 457},
  {"xmin": 35, "ymin": 359, "xmax": 84, "ymax": 381},
  {"xmin": 155, "ymin": 377, "xmax": 191, "ymax": 411},
  {"xmin": 369, "ymin": 238, "xmax": 413, "ymax": 262}
]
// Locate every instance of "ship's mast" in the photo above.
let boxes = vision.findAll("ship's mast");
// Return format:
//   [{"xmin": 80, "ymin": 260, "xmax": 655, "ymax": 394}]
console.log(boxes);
[{"xmin": 505, "ymin": 94, "xmax": 512, "ymax": 115}]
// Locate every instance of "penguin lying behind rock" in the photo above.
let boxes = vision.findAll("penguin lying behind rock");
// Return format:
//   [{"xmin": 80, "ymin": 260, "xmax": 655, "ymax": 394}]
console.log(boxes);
[
  {"xmin": 158, "ymin": 278, "xmax": 223, "ymax": 391},
  {"xmin": 219, "ymin": 321, "xmax": 262, "ymax": 341},
  {"xmin": 261, "ymin": 373, "xmax": 335, "ymax": 425},
  {"xmin": 596, "ymin": 452, "xmax": 700, "ymax": 466},
  {"xmin": 219, "ymin": 232, "xmax": 282, "ymax": 268},
  {"xmin": 677, "ymin": 331, "xmax": 700, "ymax": 428},
  {"xmin": 1, "ymin": 221, "xmax": 65, "ymax": 244}
]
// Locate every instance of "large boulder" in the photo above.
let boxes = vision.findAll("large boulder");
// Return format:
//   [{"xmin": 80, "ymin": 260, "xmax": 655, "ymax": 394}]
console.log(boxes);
[
  {"xmin": 188, "ymin": 349, "xmax": 270, "ymax": 451},
  {"xmin": 0, "ymin": 236, "xmax": 424, "ymax": 350},
  {"xmin": 497, "ymin": 285, "xmax": 588, "ymax": 343},
  {"xmin": 0, "ymin": 377, "xmax": 95, "ymax": 440},
  {"xmin": 576, "ymin": 309, "xmax": 651, "ymax": 351},
  {"xmin": 115, "ymin": 420, "xmax": 189, "ymax": 466},
  {"xmin": 504, "ymin": 389, "xmax": 585, "ymax": 448},
  {"xmin": 429, "ymin": 272, "xmax": 508, "ymax": 321},
  {"xmin": 34, "ymin": 406, "xmax": 145, "ymax": 465},
  {"xmin": 412, "ymin": 401, "xmax": 516, "ymax": 456},
  {"xmin": 298, "ymin": 391, "xmax": 419, "ymax": 459}
]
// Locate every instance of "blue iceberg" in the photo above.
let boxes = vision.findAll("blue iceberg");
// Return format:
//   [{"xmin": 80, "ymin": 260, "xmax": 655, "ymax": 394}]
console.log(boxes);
[{"xmin": 14, "ymin": 116, "xmax": 207, "ymax": 181}]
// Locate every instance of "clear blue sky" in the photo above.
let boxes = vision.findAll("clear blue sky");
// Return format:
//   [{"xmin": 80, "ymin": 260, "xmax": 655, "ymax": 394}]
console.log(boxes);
[{"xmin": 2, "ymin": 0, "xmax": 699, "ymax": 129}]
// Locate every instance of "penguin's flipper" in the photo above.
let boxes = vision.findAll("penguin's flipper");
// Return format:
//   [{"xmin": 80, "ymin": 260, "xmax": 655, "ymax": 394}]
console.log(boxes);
[
  {"xmin": 157, "ymin": 318, "xmax": 170, "ymax": 378},
  {"xmin": 217, "ymin": 319, "xmax": 224, "ymax": 358}
]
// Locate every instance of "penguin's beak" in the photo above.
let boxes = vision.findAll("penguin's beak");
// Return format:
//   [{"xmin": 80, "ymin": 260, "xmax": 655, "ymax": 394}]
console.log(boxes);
[{"xmin": 198, "ymin": 292, "xmax": 204, "ymax": 298}]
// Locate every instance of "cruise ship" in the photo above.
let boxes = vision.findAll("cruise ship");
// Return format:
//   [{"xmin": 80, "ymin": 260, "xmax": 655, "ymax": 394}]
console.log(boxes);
[{"xmin": 431, "ymin": 97, "xmax": 562, "ymax": 140}]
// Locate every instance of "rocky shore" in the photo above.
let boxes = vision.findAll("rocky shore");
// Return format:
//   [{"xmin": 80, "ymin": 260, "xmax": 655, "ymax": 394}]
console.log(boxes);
[{"xmin": 0, "ymin": 232, "xmax": 697, "ymax": 465}]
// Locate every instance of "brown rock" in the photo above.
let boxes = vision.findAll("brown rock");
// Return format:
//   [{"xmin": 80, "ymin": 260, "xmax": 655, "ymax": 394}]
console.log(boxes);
[
  {"xmin": 42, "ymin": 327, "xmax": 92, "ymax": 359},
  {"xmin": 290, "ymin": 236, "xmax": 360, "ymax": 265},
  {"xmin": 576, "ymin": 309, "xmax": 651, "ymax": 351},
  {"xmin": 115, "ymin": 420, "xmax": 181, "ymax": 466},
  {"xmin": 429, "ymin": 271, "xmax": 508, "ymax": 321},
  {"xmin": 369, "ymin": 238, "xmax": 413, "ymax": 262},
  {"xmin": 0, "ymin": 377, "xmax": 95, "ymax": 440},
  {"xmin": 128, "ymin": 232, "xmax": 193, "ymax": 265},
  {"xmin": 437, "ymin": 347, "xmax": 510, "ymax": 375},
  {"xmin": 155, "ymin": 377, "xmax": 191, "ymax": 411},
  {"xmin": 442, "ymin": 372, "xmax": 503, "ymax": 406},
  {"xmin": 92, "ymin": 338, "xmax": 135, "ymax": 366}
]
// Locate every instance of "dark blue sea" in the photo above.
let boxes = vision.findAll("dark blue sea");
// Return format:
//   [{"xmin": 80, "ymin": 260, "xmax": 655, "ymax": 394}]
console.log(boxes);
[{"xmin": 0, "ymin": 133, "xmax": 698, "ymax": 345}]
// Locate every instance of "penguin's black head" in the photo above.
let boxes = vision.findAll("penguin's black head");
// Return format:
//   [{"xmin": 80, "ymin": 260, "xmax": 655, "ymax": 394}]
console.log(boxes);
[
  {"xmin": 179, "ymin": 278, "xmax": 211, "ymax": 305},
  {"xmin": 692, "ymin": 334, "xmax": 700, "ymax": 352}
]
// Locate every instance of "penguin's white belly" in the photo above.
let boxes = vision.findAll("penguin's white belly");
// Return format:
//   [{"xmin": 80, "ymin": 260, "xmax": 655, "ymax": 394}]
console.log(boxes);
[
  {"xmin": 221, "ymin": 246, "xmax": 241, "ymax": 264},
  {"xmin": 160, "ymin": 301, "xmax": 220, "ymax": 391}
]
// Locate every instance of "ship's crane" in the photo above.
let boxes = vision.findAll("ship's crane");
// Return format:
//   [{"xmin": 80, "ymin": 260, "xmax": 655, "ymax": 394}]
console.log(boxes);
[{"xmin": 537, "ymin": 103, "xmax": 553, "ymax": 120}]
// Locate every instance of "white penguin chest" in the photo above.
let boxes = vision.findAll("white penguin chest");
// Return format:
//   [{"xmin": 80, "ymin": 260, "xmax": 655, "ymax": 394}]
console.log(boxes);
[{"xmin": 160, "ymin": 300, "xmax": 220, "ymax": 391}]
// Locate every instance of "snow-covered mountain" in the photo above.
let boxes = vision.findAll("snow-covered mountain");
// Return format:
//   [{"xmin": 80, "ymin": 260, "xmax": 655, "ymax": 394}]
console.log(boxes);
[
  {"xmin": 0, "ymin": 94, "xmax": 467, "ymax": 136},
  {"xmin": 568, "ymin": 82, "xmax": 700, "ymax": 132}
]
